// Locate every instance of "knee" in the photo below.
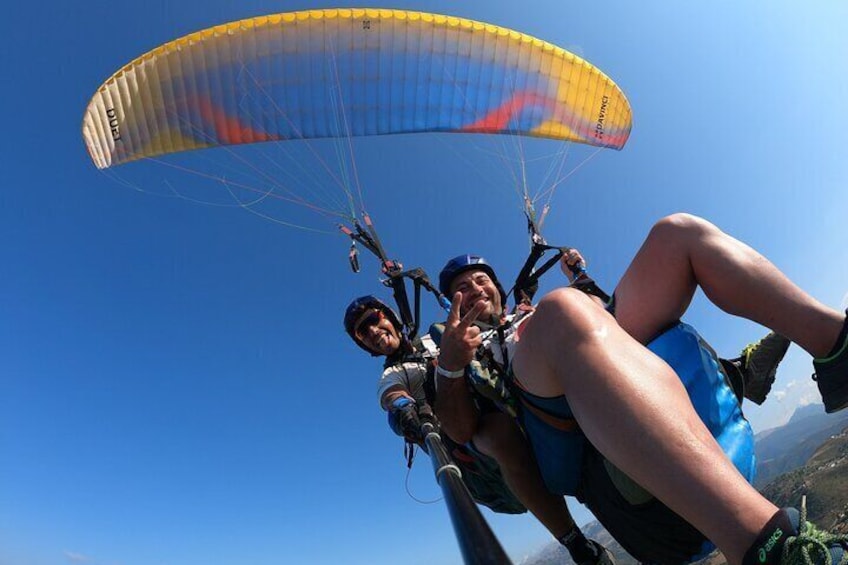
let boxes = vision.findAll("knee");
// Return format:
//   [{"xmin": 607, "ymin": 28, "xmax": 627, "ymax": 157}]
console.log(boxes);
[
  {"xmin": 473, "ymin": 431, "xmax": 526, "ymax": 473},
  {"xmin": 472, "ymin": 428, "xmax": 505, "ymax": 461},
  {"xmin": 649, "ymin": 212, "xmax": 715, "ymax": 242},
  {"xmin": 473, "ymin": 415, "xmax": 529, "ymax": 463},
  {"xmin": 514, "ymin": 289, "xmax": 615, "ymax": 398},
  {"xmin": 533, "ymin": 288, "xmax": 603, "ymax": 335}
]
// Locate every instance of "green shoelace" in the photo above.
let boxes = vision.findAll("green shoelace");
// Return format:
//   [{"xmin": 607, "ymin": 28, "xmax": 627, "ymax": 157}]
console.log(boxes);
[{"xmin": 783, "ymin": 496, "xmax": 848, "ymax": 565}]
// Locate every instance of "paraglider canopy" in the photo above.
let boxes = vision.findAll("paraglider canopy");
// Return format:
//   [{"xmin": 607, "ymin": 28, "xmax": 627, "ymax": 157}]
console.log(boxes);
[{"xmin": 82, "ymin": 8, "xmax": 632, "ymax": 170}]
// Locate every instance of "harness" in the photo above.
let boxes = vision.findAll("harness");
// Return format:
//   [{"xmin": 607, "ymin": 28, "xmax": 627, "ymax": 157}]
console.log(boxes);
[
  {"xmin": 510, "ymin": 204, "xmax": 612, "ymax": 307},
  {"xmin": 343, "ymin": 207, "xmax": 603, "ymax": 502},
  {"xmin": 342, "ymin": 214, "xmax": 450, "ymax": 342}
]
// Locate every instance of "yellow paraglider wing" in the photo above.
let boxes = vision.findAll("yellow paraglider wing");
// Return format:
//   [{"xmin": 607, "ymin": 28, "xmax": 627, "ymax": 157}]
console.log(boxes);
[{"xmin": 82, "ymin": 8, "xmax": 632, "ymax": 169}]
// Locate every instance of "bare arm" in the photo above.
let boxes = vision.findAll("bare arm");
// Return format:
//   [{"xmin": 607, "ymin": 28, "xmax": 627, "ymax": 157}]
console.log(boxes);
[
  {"xmin": 434, "ymin": 374, "xmax": 479, "ymax": 444},
  {"xmin": 433, "ymin": 294, "xmax": 487, "ymax": 444},
  {"xmin": 379, "ymin": 385, "xmax": 415, "ymax": 411}
]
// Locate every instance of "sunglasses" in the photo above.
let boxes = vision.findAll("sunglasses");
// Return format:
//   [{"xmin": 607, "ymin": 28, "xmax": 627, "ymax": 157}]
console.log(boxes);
[{"xmin": 354, "ymin": 309, "xmax": 386, "ymax": 340}]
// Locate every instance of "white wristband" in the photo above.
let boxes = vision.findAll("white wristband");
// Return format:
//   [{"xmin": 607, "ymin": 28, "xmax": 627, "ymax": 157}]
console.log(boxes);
[{"xmin": 435, "ymin": 364, "xmax": 465, "ymax": 379}]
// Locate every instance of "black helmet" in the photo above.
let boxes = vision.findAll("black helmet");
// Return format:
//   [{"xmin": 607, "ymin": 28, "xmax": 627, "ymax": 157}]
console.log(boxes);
[
  {"xmin": 343, "ymin": 295, "xmax": 403, "ymax": 356},
  {"xmin": 438, "ymin": 254, "xmax": 507, "ymax": 306}
]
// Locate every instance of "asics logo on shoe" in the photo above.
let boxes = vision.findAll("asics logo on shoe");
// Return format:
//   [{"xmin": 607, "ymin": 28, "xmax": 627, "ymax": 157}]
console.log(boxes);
[{"xmin": 758, "ymin": 528, "xmax": 784, "ymax": 563}]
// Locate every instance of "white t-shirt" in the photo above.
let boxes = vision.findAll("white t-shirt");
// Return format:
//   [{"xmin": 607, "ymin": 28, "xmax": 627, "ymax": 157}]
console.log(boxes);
[
  {"xmin": 376, "ymin": 361, "xmax": 429, "ymax": 407},
  {"xmin": 375, "ymin": 334, "xmax": 438, "ymax": 408}
]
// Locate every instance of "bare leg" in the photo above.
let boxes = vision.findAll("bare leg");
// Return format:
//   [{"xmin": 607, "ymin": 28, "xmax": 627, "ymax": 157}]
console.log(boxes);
[
  {"xmin": 513, "ymin": 288, "xmax": 777, "ymax": 565},
  {"xmin": 473, "ymin": 411, "xmax": 576, "ymax": 539},
  {"xmin": 614, "ymin": 213, "xmax": 842, "ymax": 357}
]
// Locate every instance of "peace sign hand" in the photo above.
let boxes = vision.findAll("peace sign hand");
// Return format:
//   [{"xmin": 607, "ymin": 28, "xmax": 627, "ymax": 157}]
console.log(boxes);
[{"xmin": 437, "ymin": 292, "xmax": 487, "ymax": 372}]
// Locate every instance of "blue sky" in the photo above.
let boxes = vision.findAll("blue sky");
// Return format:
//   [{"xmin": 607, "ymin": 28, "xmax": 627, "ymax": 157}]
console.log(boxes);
[{"xmin": 2, "ymin": 2, "xmax": 847, "ymax": 564}]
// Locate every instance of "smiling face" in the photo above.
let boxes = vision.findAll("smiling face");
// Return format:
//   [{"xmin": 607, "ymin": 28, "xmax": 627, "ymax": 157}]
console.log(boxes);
[
  {"xmin": 354, "ymin": 309, "xmax": 401, "ymax": 356},
  {"xmin": 449, "ymin": 268, "xmax": 504, "ymax": 322}
]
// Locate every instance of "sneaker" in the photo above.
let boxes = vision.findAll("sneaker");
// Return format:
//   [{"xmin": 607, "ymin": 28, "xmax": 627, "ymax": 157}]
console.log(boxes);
[
  {"xmin": 739, "ymin": 332, "xmax": 791, "ymax": 405},
  {"xmin": 575, "ymin": 539, "xmax": 616, "ymax": 565},
  {"xmin": 781, "ymin": 496, "xmax": 848, "ymax": 565},
  {"xmin": 813, "ymin": 314, "xmax": 848, "ymax": 414}
]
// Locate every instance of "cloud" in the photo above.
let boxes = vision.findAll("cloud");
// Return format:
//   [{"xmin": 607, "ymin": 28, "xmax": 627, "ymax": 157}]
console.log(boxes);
[
  {"xmin": 64, "ymin": 551, "xmax": 91, "ymax": 563},
  {"xmin": 798, "ymin": 392, "xmax": 819, "ymax": 407},
  {"xmin": 785, "ymin": 380, "xmax": 798, "ymax": 390},
  {"xmin": 773, "ymin": 390, "xmax": 787, "ymax": 402}
]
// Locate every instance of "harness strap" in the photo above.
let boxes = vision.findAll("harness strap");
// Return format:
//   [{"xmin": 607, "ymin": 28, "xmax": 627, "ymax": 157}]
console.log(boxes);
[{"xmin": 404, "ymin": 439, "xmax": 415, "ymax": 468}]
